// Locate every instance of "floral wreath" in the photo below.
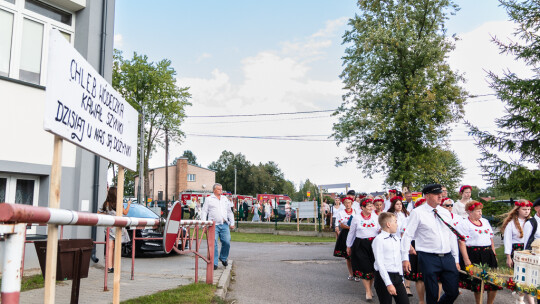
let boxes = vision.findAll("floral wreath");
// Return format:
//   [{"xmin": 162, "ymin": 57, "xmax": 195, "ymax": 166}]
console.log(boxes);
[
  {"xmin": 515, "ymin": 200, "xmax": 533, "ymax": 208},
  {"xmin": 467, "ymin": 201, "xmax": 483, "ymax": 211},
  {"xmin": 361, "ymin": 198, "xmax": 373, "ymax": 207},
  {"xmin": 459, "ymin": 185, "xmax": 472, "ymax": 193},
  {"xmin": 440, "ymin": 197, "xmax": 451, "ymax": 205},
  {"xmin": 388, "ymin": 189, "xmax": 397, "ymax": 194},
  {"xmin": 373, "ymin": 198, "xmax": 384, "ymax": 203},
  {"xmin": 390, "ymin": 196, "xmax": 403, "ymax": 204},
  {"xmin": 414, "ymin": 198, "xmax": 426, "ymax": 208}
]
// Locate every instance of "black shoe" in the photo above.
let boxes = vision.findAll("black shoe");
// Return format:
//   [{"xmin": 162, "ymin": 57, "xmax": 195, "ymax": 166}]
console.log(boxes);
[
  {"xmin": 220, "ymin": 259, "xmax": 228, "ymax": 267},
  {"xmin": 214, "ymin": 265, "xmax": 218, "ymax": 270},
  {"xmin": 108, "ymin": 268, "xmax": 114, "ymax": 273}
]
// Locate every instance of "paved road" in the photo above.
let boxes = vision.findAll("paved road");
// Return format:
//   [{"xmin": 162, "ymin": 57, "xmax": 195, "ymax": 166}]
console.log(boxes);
[{"xmin": 226, "ymin": 241, "xmax": 515, "ymax": 304}]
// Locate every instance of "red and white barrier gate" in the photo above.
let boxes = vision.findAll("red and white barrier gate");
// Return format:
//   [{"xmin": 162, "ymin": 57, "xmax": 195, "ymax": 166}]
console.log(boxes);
[{"xmin": 0, "ymin": 203, "xmax": 215, "ymax": 304}]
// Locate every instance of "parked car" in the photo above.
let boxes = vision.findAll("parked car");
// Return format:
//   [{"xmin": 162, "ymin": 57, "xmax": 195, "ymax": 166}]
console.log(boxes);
[
  {"xmin": 272, "ymin": 203, "xmax": 297, "ymax": 221},
  {"xmin": 121, "ymin": 203, "xmax": 164, "ymax": 257}
]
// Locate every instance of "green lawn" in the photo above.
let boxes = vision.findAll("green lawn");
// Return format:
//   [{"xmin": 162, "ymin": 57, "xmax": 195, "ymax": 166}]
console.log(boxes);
[
  {"xmin": 121, "ymin": 283, "xmax": 224, "ymax": 304},
  {"xmin": 0, "ymin": 274, "xmax": 51, "ymax": 292},
  {"xmin": 230, "ymin": 232, "xmax": 335, "ymax": 243}
]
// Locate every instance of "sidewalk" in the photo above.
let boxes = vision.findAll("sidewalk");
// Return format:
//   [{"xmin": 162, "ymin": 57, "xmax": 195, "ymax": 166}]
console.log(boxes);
[{"xmin": 19, "ymin": 251, "xmax": 227, "ymax": 304}]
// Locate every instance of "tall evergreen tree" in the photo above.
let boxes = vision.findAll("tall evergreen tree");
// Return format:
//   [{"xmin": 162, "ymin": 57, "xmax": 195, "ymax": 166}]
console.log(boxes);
[
  {"xmin": 467, "ymin": 0, "xmax": 540, "ymax": 183},
  {"xmin": 333, "ymin": 0, "xmax": 467, "ymax": 189}
]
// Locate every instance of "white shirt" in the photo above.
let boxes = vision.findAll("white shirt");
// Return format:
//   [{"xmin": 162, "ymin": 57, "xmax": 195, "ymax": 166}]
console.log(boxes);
[
  {"xmin": 458, "ymin": 218, "xmax": 494, "ymax": 247},
  {"xmin": 346, "ymin": 213, "xmax": 380, "ymax": 247},
  {"xmin": 383, "ymin": 200, "xmax": 391, "ymax": 212},
  {"xmin": 523, "ymin": 215, "xmax": 540, "ymax": 248},
  {"xmin": 335, "ymin": 209, "xmax": 356, "ymax": 228},
  {"xmin": 504, "ymin": 218, "xmax": 526, "ymax": 255},
  {"xmin": 201, "ymin": 194, "xmax": 234, "ymax": 226},
  {"xmin": 332, "ymin": 204, "xmax": 345, "ymax": 218},
  {"xmin": 401, "ymin": 203, "xmax": 459, "ymax": 263},
  {"xmin": 395, "ymin": 212, "xmax": 408, "ymax": 236},
  {"xmin": 372, "ymin": 230, "xmax": 403, "ymax": 286},
  {"xmin": 405, "ymin": 200, "xmax": 414, "ymax": 214},
  {"xmin": 352, "ymin": 201, "xmax": 361, "ymax": 214},
  {"xmin": 453, "ymin": 199, "xmax": 468, "ymax": 218}
]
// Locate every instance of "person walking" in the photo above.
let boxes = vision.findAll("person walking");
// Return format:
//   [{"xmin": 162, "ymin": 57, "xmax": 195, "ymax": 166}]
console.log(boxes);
[
  {"xmin": 242, "ymin": 199, "xmax": 249, "ymax": 221},
  {"xmin": 285, "ymin": 200, "xmax": 292, "ymax": 223},
  {"xmin": 401, "ymin": 184, "xmax": 460, "ymax": 304},
  {"xmin": 200, "ymin": 183, "xmax": 235, "ymax": 270},
  {"xmin": 334, "ymin": 196, "xmax": 356, "ymax": 280},
  {"xmin": 98, "ymin": 186, "xmax": 131, "ymax": 273},
  {"xmin": 252, "ymin": 200, "xmax": 260, "ymax": 222}
]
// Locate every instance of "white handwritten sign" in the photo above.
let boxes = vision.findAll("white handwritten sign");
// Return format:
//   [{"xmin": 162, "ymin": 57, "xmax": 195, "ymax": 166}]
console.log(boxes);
[{"xmin": 43, "ymin": 29, "xmax": 138, "ymax": 171}]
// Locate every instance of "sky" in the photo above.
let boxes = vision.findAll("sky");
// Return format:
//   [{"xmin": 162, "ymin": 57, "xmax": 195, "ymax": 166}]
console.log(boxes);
[{"xmin": 113, "ymin": 0, "xmax": 530, "ymax": 194}]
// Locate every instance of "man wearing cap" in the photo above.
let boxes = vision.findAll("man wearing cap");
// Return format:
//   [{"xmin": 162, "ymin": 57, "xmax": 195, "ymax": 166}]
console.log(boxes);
[
  {"xmin": 401, "ymin": 184, "xmax": 460, "ymax": 304},
  {"xmin": 523, "ymin": 197, "xmax": 540, "ymax": 250}
]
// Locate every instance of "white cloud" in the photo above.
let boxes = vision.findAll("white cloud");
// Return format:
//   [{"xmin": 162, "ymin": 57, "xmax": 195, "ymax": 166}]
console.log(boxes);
[
  {"xmin": 114, "ymin": 34, "xmax": 123, "ymax": 47},
  {"xmin": 196, "ymin": 53, "xmax": 212, "ymax": 63}
]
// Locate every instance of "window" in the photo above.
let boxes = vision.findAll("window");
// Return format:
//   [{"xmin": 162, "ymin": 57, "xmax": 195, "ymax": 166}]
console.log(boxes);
[
  {"xmin": 0, "ymin": 0, "xmax": 75, "ymax": 85},
  {"xmin": 0, "ymin": 174, "xmax": 40, "ymax": 233},
  {"xmin": 187, "ymin": 174, "xmax": 196, "ymax": 182}
]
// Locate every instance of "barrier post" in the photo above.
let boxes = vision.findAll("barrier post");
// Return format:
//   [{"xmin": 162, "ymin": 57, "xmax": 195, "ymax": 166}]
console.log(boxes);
[
  {"xmin": 194, "ymin": 225, "xmax": 199, "ymax": 283},
  {"xmin": 296, "ymin": 208, "xmax": 299, "ymax": 232},
  {"xmin": 206, "ymin": 222, "xmax": 216, "ymax": 284},
  {"xmin": 44, "ymin": 135, "xmax": 63, "ymax": 304},
  {"xmin": 113, "ymin": 167, "xmax": 125, "ymax": 304},
  {"xmin": 0, "ymin": 223, "xmax": 26, "ymax": 304},
  {"xmin": 104, "ymin": 228, "xmax": 110, "ymax": 291}
]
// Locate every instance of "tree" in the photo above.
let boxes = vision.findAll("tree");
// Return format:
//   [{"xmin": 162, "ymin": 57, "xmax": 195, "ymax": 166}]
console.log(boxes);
[
  {"xmin": 333, "ymin": 0, "xmax": 467, "ymax": 189},
  {"xmin": 467, "ymin": 0, "xmax": 540, "ymax": 184},
  {"xmin": 404, "ymin": 148, "xmax": 464, "ymax": 192},
  {"xmin": 249, "ymin": 162, "xmax": 290, "ymax": 195},
  {"xmin": 171, "ymin": 150, "xmax": 200, "ymax": 166},
  {"xmin": 294, "ymin": 179, "xmax": 320, "ymax": 202},
  {"xmin": 208, "ymin": 151, "xmax": 253, "ymax": 194},
  {"xmin": 495, "ymin": 167, "xmax": 540, "ymax": 200},
  {"xmin": 113, "ymin": 50, "xmax": 191, "ymax": 197}
]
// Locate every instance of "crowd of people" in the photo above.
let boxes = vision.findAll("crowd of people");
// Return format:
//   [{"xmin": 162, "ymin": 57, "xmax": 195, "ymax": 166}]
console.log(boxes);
[{"xmin": 332, "ymin": 184, "xmax": 540, "ymax": 304}]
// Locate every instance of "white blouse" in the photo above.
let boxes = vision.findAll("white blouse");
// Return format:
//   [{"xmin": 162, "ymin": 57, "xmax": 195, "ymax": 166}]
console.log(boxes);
[
  {"xmin": 504, "ymin": 218, "xmax": 526, "ymax": 255},
  {"xmin": 346, "ymin": 213, "xmax": 380, "ymax": 247},
  {"xmin": 458, "ymin": 218, "xmax": 494, "ymax": 247},
  {"xmin": 335, "ymin": 209, "xmax": 356, "ymax": 228},
  {"xmin": 454, "ymin": 200, "xmax": 468, "ymax": 218},
  {"xmin": 395, "ymin": 212, "xmax": 408, "ymax": 235}
]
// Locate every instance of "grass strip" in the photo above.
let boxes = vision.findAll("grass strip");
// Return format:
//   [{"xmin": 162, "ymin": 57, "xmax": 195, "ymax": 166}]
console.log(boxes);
[
  {"xmin": 0, "ymin": 274, "xmax": 46, "ymax": 292},
  {"xmin": 120, "ymin": 283, "xmax": 224, "ymax": 304},
  {"xmin": 230, "ymin": 232, "xmax": 335, "ymax": 243}
]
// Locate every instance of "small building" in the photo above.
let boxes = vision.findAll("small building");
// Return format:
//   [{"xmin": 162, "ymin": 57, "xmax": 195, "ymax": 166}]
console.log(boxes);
[
  {"xmin": 513, "ymin": 240, "xmax": 540, "ymax": 286},
  {"xmin": 134, "ymin": 157, "xmax": 215, "ymax": 201}
]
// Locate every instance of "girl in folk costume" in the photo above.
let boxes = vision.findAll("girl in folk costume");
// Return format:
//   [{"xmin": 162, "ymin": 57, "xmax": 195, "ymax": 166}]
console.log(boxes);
[
  {"xmin": 387, "ymin": 196, "xmax": 413, "ymax": 296},
  {"xmin": 440, "ymin": 197, "xmax": 461, "ymax": 227},
  {"xmin": 346, "ymin": 198, "xmax": 380, "ymax": 301},
  {"xmin": 333, "ymin": 196, "xmax": 356, "ymax": 280},
  {"xmin": 373, "ymin": 197, "xmax": 385, "ymax": 216},
  {"xmin": 454, "ymin": 185, "xmax": 472, "ymax": 218},
  {"xmin": 500, "ymin": 199, "xmax": 534, "ymax": 304},
  {"xmin": 405, "ymin": 197, "xmax": 427, "ymax": 302},
  {"xmin": 458, "ymin": 201, "xmax": 501, "ymax": 304}
]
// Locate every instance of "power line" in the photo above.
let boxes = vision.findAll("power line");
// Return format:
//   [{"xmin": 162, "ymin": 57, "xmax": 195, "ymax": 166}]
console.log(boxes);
[
  {"xmin": 186, "ymin": 109, "xmax": 334, "ymax": 118},
  {"xmin": 187, "ymin": 114, "xmax": 332, "ymax": 125},
  {"xmin": 186, "ymin": 133, "xmax": 477, "ymax": 142}
]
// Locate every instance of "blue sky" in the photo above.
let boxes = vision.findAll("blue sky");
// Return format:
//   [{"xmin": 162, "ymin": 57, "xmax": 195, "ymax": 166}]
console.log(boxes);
[{"xmin": 113, "ymin": 0, "xmax": 523, "ymax": 193}]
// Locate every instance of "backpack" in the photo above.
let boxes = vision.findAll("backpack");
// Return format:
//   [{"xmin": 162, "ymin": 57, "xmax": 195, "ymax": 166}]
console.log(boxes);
[{"xmin": 525, "ymin": 217, "xmax": 538, "ymax": 250}]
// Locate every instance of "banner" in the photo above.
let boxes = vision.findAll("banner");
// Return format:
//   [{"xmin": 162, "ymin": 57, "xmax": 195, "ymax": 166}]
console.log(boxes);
[{"xmin": 43, "ymin": 29, "xmax": 138, "ymax": 171}]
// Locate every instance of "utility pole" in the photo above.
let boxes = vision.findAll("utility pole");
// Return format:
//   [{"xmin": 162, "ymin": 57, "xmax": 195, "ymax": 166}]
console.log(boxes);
[
  {"xmin": 137, "ymin": 108, "xmax": 145, "ymax": 205},
  {"xmin": 234, "ymin": 167, "xmax": 237, "ymax": 195},
  {"xmin": 165, "ymin": 127, "xmax": 169, "ymax": 205}
]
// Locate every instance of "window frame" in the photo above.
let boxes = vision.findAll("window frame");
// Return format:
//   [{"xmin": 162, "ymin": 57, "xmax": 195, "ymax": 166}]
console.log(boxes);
[
  {"xmin": 0, "ymin": 173, "xmax": 40, "ymax": 233},
  {"xmin": 0, "ymin": 0, "xmax": 75, "ymax": 85},
  {"xmin": 187, "ymin": 174, "xmax": 196, "ymax": 182}
]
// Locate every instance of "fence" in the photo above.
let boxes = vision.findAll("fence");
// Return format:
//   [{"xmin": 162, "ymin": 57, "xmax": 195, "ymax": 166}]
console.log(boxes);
[{"xmin": 0, "ymin": 203, "xmax": 215, "ymax": 304}]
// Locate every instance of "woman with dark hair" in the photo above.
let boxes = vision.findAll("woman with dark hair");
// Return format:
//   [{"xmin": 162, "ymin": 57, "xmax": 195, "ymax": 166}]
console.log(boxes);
[
  {"xmin": 458, "ymin": 201, "xmax": 501, "ymax": 304},
  {"xmin": 455, "ymin": 185, "xmax": 472, "ymax": 218},
  {"xmin": 98, "ymin": 186, "xmax": 131, "ymax": 273},
  {"xmin": 346, "ymin": 198, "xmax": 379, "ymax": 301}
]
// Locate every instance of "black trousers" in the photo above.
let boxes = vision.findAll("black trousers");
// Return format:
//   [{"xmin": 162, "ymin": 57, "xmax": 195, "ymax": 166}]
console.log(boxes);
[
  {"xmin": 417, "ymin": 251, "xmax": 459, "ymax": 304},
  {"xmin": 374, "ymin": 271, "xmax": 409, "ymax": 304}
]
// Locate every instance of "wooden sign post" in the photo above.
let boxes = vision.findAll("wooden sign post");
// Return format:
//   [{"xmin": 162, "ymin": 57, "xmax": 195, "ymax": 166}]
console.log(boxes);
[
  {"xmin": 113, "ymin": 167, "xmax": 125, "ymax": 304},
  {"xmin": 44, "ymin": 136, "xmax": 63, "ymax": 304}
]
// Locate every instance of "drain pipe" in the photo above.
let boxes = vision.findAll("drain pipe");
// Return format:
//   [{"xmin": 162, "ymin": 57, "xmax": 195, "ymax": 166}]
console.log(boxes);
[{"xmin": 90, "ymin": 0, "xmax": 109, "ymax": 264}]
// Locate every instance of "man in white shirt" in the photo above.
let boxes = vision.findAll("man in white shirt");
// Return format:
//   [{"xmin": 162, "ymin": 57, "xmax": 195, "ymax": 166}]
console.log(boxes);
[
  {"xmin": 201, "ymin": 183, "xmax": 235, "ymax": 270},
  {"xmin": 401, "ymin": 184, "xmax": 460, "ymax": 304},
  {"xmin": 403, "ymin": 191, "xmax": 414, "ymax": 214}
]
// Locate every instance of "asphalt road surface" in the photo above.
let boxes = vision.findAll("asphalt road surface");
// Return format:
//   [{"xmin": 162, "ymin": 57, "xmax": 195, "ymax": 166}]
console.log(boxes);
[{"xmin": 226, "ymin": 241, "xmax": 516, "ymax": 304}]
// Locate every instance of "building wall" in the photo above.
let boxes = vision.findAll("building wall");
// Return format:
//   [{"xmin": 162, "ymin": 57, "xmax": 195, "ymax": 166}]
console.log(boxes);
[
  {"xmin": 0, "ymin": 0, "xmax": 115, "ymax": 272},
  {"xmin": 187, "ymin": 164, "xmax": 215, "ymax": 192}
]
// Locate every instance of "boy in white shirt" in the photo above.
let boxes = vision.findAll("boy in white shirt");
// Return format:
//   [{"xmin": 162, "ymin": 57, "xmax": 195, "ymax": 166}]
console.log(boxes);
[{"xmin": 372, "ymin": 212, "xmax": 409, "ymax": 304}]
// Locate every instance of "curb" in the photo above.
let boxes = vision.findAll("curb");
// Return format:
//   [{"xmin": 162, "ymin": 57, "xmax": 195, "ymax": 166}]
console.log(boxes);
[{"xmin": 215, "ymin": 260, "xmax": 233, "ymax": 299}]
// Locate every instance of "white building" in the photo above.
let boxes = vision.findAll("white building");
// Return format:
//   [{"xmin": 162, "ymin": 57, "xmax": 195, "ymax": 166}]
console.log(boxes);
[
  {"xmin": 513, "ymin": 240, "xmax": 540, "ymax": 286},
  {"xmin": 0, "ymin": 0, "xmax": 115, "ymax": 272}
]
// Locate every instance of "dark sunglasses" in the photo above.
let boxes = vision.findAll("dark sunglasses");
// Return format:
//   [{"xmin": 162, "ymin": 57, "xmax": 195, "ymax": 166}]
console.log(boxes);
[{"xmin": 443, "ymin": 204, "xmax": 453, "ymax": 207}]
